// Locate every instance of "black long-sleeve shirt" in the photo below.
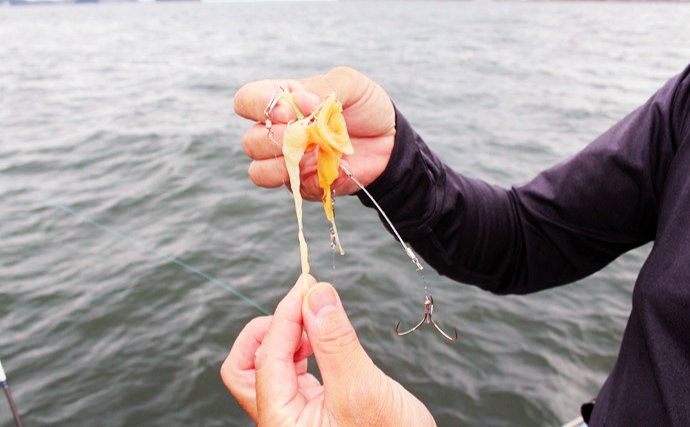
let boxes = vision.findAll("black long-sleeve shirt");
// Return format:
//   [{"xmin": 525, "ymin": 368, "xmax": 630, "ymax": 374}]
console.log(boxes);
[{"xmin": 357, "ymin": 64, "xmax": 690, "ymax": 426}]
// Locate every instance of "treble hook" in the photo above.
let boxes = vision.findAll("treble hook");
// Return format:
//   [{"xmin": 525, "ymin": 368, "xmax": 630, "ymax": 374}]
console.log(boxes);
[{"xmin": 395, "ymin": 295, "xmax": 458, "ymax": 342}]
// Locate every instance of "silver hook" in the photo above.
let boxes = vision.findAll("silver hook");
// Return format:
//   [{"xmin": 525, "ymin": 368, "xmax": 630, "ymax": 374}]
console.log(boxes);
[
  {"xmin": 395, "ymin": 295, "xmax": 458, "ymax": 342},
  {"xmin": 264, "ymin": 85, "xmax": 286, "ymax": 128}
]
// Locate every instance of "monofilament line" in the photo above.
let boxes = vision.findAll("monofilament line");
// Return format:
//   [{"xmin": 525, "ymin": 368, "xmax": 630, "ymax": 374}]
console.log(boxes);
[
  {"xmin": 53, "ymin": 204, "xmax": 270, "ymax": 315},
  {"xmin": 339, "ymin": 165, "xmax": 425, "ymax": 274}
]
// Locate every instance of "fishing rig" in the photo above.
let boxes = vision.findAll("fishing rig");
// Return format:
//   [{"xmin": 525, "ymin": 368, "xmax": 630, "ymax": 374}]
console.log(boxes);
[
  {"xmin": 265, "ymin": 87, "xmax": 457, "ymax": 342},
  {"xmin": 339, "ymin": 166, "xmax": 457, "ymax": 342},
  {"xmin": 1, "ymin": 358, "xmax": 23, "ymax": 427}
]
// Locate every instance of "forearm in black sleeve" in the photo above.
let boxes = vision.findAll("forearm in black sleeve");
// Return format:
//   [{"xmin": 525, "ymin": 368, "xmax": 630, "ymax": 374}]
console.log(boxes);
[{"xmin": 357, "ymin": 67, "xmax": 688, "ymax": 294}]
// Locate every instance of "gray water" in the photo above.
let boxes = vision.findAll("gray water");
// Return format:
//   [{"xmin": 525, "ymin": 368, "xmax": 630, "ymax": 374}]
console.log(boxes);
[{"xmin": 2, "ymin": 2, "xmax": 690, "ymax": 426}]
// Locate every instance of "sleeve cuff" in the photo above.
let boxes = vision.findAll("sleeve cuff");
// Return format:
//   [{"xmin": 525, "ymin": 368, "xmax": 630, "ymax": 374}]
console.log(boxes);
[{"xmin": 353, "ymin": 105, "xmax": 445, "ymax": 241}]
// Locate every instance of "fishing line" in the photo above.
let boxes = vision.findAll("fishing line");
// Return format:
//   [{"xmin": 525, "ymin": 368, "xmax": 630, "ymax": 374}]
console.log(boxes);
[
  {"xmin": 339, "ymin": 167, "xmax": 426, "ymax": 277},
  {"xmin": 53, "ymin": 204, "xmax": 271, "ymax": 315},
  {"xmin": 339, "ymin": 166, "xmax": 457, "ymax": 341},
  {"xmin": 0, "ymin": 203, "xmax": 270, "ymax": 425}
]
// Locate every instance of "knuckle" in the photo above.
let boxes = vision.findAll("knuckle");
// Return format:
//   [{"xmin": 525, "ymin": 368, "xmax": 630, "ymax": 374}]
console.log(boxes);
[
  {"xmin": 299, "ymin": 177, "xmax": 321, "ymax": 201},
  {"xmin": 273, "ymin": 125, "xmax": 285, "ymax": 144},
  {"xmin": 246, "ymin": 316, "xmax": 269, "ymax": 330},
  {"xmin": 220, "ymin": 358, "xmax": 242, "ymax": 395},
  {"xmin": 319, "ymin": 321, "xmax": 359, "ymax": 354},
  {"xmin": 233, "ymin": 90, "xmax": 244, "ymax": 115},
  {"xmin": 329, "ymin": 65, "xmax": 357, "ymax": 78},
  {"xmin": 247, "ymin": 163, "xmax": 262, "ymax": 186},
  {"xmin": 242, "ymin": 131, "xmax": 255, "ymax": 158},
  {"xmin": 253, "ymin": 343, "xmax": 270, "ymax": 369},
  {"xmin": 219, "ymin": 356, "xmax": 232, "ymax": 380}
]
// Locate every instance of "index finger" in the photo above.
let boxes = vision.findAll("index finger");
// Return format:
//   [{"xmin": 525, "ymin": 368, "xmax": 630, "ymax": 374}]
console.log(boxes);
[
  {"xmin": 255, "ymin": 274, "xmax": 317, "ymax": 418},
  {"xmin": 233, "ymin": 79, "xmax": 305, "ymax": 123}
]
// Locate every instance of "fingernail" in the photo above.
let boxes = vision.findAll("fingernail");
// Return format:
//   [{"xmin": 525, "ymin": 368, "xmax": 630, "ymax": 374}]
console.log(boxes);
[{"xmin": 308, "ymin": 284, "xmax": 337, "ymax": 317}]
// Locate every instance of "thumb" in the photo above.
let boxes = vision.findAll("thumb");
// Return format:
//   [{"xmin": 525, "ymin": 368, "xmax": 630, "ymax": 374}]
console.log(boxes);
[
  {"xmin": 301, "ymin": 282, "xmax": 376, "ymax": 391},
  {"xmin": 304, "ymin": 66, "xmax": 395, "ymax": 138},
  {"xmin": 301, "ymin": 66, "xmax": 365, "ymax": 110}
]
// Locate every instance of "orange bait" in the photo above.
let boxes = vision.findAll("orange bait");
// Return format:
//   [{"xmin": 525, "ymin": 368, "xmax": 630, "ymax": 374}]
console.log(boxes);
[{"xmin": 282, "ymin": 93, "xmax": 353, "ymax": 274}]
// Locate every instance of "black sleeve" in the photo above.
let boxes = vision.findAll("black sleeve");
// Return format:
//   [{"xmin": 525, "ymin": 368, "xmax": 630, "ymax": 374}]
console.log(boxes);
[{"xmin": 356, "ymin": 65, "xmax": 690, "ymax": 295}]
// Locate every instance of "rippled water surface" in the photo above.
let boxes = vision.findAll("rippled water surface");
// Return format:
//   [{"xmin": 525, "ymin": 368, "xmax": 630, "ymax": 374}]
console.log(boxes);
[{"xmin": 2, "ymin": 2, "xmax": 690, "ymax": 426}]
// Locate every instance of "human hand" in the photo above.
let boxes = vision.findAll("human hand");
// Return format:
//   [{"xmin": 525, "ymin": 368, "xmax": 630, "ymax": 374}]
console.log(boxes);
[
  {"xmin": 234, "ymin": 67, "xmax": 395, "ymax": 200},
  {"xmin": 221, "ymin": 275, "xmax": 436, "ymax": 426}
]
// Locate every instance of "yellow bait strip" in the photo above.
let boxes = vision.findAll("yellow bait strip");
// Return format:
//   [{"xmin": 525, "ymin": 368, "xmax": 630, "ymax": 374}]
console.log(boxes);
[{"xmin": 281, "ymin": 93, "xmax": 353, "ymax": 274}]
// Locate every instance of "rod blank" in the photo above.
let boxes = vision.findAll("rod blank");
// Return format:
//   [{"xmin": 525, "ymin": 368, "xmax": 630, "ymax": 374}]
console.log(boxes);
[{"xmin": 1, "ymin": 359, "xmax": 24, "ymax": 427}]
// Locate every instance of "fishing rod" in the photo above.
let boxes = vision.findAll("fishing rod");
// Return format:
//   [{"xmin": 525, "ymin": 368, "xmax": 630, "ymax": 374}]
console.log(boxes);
[{"xmin": 0, "ymin": 358, "xmax": 23, "ymax": 427}]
